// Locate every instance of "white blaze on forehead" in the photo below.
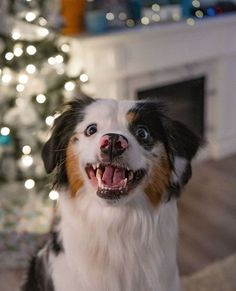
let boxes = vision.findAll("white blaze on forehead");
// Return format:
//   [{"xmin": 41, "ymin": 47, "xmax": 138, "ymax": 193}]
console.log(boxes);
[{"xmin": 76, "ymin": 99, "xmax": 137, "ymax": 133}]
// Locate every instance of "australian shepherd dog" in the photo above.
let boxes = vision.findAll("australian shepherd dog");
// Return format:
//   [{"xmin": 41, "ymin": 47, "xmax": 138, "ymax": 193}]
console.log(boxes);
[{"xmin": 21, "ymin": 96, "xmax": 200, "ymax": 291}]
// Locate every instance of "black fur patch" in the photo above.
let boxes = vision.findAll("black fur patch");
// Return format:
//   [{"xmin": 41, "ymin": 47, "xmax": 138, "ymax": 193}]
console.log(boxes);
[
  {"xmin": 41, "ymin": 94, "xmax": 94, "ymax": 188},
  {"xmin": 21, "ymin": 253, "xmax": 54, "ymax": 291},
  {"xmin": 128, "ymin": 101, "xmax": 201, "ymax": 198},
  {"xmin": 127, "ymin": 102, "xmax": 168, "ymax": 150},
  {"xmin": 50, "ymin": 231, "xmax": 63, "ymax": 256}
]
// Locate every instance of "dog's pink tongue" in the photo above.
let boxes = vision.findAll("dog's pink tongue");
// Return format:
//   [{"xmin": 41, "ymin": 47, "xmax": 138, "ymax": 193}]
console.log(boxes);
[{"xmin": 102, "ymin": 166, "xmax": 125, "ymax": 186}]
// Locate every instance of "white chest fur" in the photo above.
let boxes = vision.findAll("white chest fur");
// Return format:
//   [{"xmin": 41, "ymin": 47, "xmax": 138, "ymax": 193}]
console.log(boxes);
[{"xmin": 50, "ymin": 192, "xmax": 181, "ymax": 291}]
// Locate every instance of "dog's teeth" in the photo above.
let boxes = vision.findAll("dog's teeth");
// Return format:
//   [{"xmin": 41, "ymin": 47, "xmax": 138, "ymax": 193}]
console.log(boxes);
[
  {"xmin": 96, "ymin": 163, "xmax": 100, "ymax": 169},
  {"xmin": 128, "ymin": 171, "xmax": 134, "ymax": 181},
  {"xmin": 92, "ymin": 164, "xmax": 96, "ymax": 170},
  {"xmin": 127, "ymin": 167, "xmax": 130, "ymax": 171}
]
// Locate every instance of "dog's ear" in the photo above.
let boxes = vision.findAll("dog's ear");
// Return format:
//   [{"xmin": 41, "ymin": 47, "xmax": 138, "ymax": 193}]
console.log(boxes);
[
  {"xmin": 42, "ymin": 112, "xmax": 67, "ymax": 174},
  {"xmin": 162, "ymin": 118, "xmax": 202, "ymax": 197},
  {"xmin": 42, "ymin": 95, "xmax": 94, "ymax": 179}
]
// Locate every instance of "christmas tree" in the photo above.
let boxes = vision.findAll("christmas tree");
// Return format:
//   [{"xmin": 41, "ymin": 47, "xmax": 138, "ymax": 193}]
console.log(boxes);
[{"xmin": 0, "ymin": 0, "xmax": 88, "ymax": 197}]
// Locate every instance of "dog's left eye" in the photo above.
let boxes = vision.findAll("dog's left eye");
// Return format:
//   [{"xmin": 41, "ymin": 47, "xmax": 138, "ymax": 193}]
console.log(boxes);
[
  {"xmin": 135, "ymin": 127, "xmax": 150, "ymax": 141},
  {"xmin": 85, "ymin": 123, "xmax": 97, "ymax": 136}
]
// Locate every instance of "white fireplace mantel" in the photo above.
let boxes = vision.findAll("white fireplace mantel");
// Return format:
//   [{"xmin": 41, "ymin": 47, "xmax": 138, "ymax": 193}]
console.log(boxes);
[{"xmin": 74, "ymin": 14, "xmax": 236, "ymax": 159}]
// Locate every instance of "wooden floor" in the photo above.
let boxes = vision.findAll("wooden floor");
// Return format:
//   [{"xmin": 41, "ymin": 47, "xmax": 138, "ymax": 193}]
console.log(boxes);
[
  {"xmin": 178, "ymin": 154, "xmax": 236, "ymax": 275},
  {"xmin": 0, "ymin": 155, "xmax": 236, "ymax": 290}
]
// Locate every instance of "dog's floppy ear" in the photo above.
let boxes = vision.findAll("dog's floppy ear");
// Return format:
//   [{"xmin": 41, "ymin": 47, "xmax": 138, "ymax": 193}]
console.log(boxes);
[
  {"xmin": 41, "ymin": 95, "xmax": 94, "ymax": 183},
  {"xmin": 42, "ymin": 112, "xmax": 67, "ymax": 174},
  {"xmin": 163, "ymin": 118, "xmax": 202, "ymax": 197}
]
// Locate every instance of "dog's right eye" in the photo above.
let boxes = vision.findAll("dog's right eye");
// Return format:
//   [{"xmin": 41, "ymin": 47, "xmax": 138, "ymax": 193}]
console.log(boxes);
[{"xmin": 85, "ymin": 123, "xmax": 97, "ymax": 136}]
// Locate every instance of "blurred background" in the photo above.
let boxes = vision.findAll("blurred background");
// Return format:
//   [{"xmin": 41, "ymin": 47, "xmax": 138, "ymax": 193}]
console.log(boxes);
[{"xmin": 0, "ymin": 0, "xmax": 236, "ymax": 290}]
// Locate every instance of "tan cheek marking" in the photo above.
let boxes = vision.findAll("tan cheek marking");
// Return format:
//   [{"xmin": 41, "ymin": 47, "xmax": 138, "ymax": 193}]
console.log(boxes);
[
  {"xmin": 127, "ymin": 111, "xmax": 138, "ymax": 124},
  {"xmin": 66, "ymin": 137, "xmax": 84, "ymax": 198},
  {"xmin": 144, "ymin": 153, "xmax": 171, "ymax": 207}
]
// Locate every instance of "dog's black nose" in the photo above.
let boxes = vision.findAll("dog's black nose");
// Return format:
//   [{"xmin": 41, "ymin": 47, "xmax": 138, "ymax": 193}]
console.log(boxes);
[{"xmin": 100, "ymin": 134, "xmax": 128, "ymax": 160}]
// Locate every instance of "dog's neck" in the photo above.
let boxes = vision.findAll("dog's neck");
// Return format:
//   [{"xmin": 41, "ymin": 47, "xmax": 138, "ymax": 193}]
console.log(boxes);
[{"xmin": 54, "ymin": 190, "xmax": 181, "ymax": 291}]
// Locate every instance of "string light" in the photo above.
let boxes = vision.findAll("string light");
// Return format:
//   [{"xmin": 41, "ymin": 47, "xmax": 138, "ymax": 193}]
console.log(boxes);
[
  {"xmin": 36, "ymin": 94, "xmax": 46, "ymax": 104},
  {"xmin": 141, "ymin": 17, "xmax": 150, "ymax": 25},
  {"xmin": 61, "ymin": 43, "xmax": 70, "ymax": 53},
  {"xmin": 172, "ymin": 12, "xmax": 181, "ymax": 21},
  {"xmin": 48, "ymin": 57, "xmax": 56, "ymax": 65},
  {"xmin": 64, "ymin": 81, "xmax": 76, "ymax": 91},
  {"xmin": 152, "ymin": 3, "xmax": 161, "ymax": 12},
  {"xmin": 14, "ymin": 45, "xmax": 23, "ymax": 57},
  {"xmin": 80, "ymin": 73, "xmax": 89, "ymax": 83},
  {"xmin": 195, "ymin": 10, "xmax": 204, "ymax": 18},
  {"xmin": 22, "ymin": 145, "xmax": 32, "ymax": 155},
  {"xmin": 21, "ymin": 155, "xmax": 34, "ymax": 167},
  {"xmin": 45, "ymin": 116, "xmax": 54, "ymax": 126},
  {"xmin": 106, "ymin": 12, "xmax": 115, "ymax": 21},
  {"xmin": 26, "ymin": 64, "xmax": 36, "ymax": 74},
  {"xmin": 25, "ymin": 12, "xmax": 37, "ymax": 22},
  {"xmin": 1, "ymin": 127, "xmax": 10, "ymax": 136},
  {"xmin": 118, "ymin": 12, "xmax": 127, "ymax": 21},
  {"xmin": 26, "ymin": 45, "xmax": 37, "ymax": 55},
  {"xmin": 152, "ymin": 14, "xmax": 161, "ymax": 22},
  {"xmin": 24, "ymin": 179, "xmax": 35, "ymax": 189},
  {"xmin": 55, "ymin": 55, "xmax": 64, "ymax": 64},
  {"xmin": 2, "ymin": 73, "xmax": 12, "ymax": 83},
  {"xmin": 38, "ymin": 27, "xmax": 49, "ymax": 37},
  {"xmin": 18, "ymin": 74, "xmax": 28, "ymax": 84},
  {"xmin": 38, "ymin": 17, "xmax": 47, "ymax": 26},
  {"xmin": 126, "ymin": 19, "xmax": 135, "ymax": 27},
  {"xmin": 12, "ymin": 31, "xmax": 21, "ymax": 40},
  {"xmin": 49, "ymin": 190, "xmax": 59, "ymax": 200},
  {"xmin": 5, "ymin": 52, "xmax": 14, "ymax": 61},
  {"xmin": 187, "ymin": 18, "xmax": 195, "ymax": 26},
  {"xmin": 16, "ymin": 84, "xmax": 25, "ymax": 92},
  {"xmin": 192, "ymin": 0, "xmax": 200, "ymax": 8}
]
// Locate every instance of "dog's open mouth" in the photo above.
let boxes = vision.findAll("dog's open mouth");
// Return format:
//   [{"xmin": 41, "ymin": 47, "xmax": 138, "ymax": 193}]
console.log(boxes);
[{"xmin": 85, "ymin": 163, "xmax": 145, "ymax": 200}]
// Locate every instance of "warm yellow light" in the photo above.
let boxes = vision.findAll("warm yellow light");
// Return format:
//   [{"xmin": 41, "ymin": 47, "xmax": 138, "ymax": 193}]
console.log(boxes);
[
  {"xmin": 25, "ymin": 12, "xmax": 37, "ymax": 22},
  {"xmin": 14, "ymin": 46, "xmax": 23, "ymax": 57},
  {"xmin": 19, "ymin": 74, "xmax": 29, "ymax": 84},
  {"xmin": 26, "ymin": 64, "xmax": 36, "ymax": 74},
  {"xmin": 26, "ymin": 45, "xmax": 37, "ymax": 55},
  {"xmin": 195, "ymin": 10, "xmax": 204, "ymax": 18},
  {"xmin": 61, "ymin": 43, "xmax": 70, "ymax": 53},
  {"xmin": 64, "ymin": 81, "xmax": 76, "ymax": 91},
  {"xmin": 45, "ymin": 116, "xmax": 54, "ymax": 126},
  {"xmin": 22, "ymin": 145, "xmax": 32, "ymax": 155},
  {"xmin": 1, "ymin": 127, "xmax": 10, "ymax": 136},
  {"xmin": 48, "ymin": 57, "xmax": 56, "ymax": 65},
  {"xmin": 49, "ymin": 190, "xmax": 59, "ymax": 200},
  {"xmin": 36, "ymin": 94, "xmax": 46, "ymax": 104},
  {"xmin": 12, "ymin": 31, "xmax": 21, "ymax": 40},
  {"xmin": 186, "ymin": 18, "xmax": 195, "ymax": 26},
  {"xmin": 152, "ymin": 3, "xmax": 161, "ymax": 12},
  {"xmin": 80, "ymin": 73, "xmax": 89, "ymax": 83},
  {"xmin": 2, "ymin": 73, "xmax": 12, "ymax": 83},
  {"xmin": 21, "ymin": 155, "xmax": 34, "ymax": 167},
  {"xmin": 16, "ymin": 84, "xmax": 25, "ymax": 92},
  {"xmin": 24, "ymin": 179, "xmax": 35, "ymax": 189},
  {"xmin": 141, "ymin": 17, "xmax": 150, "ymax": 25},
  {"xmin": 152, "ymin": 14, "xmax": 161, "ymax": 22},
  {"xmin": 106, "ymin": 12, "xmax": 115, "ymax": 21},
  {"xmin": 126, "ymin": 19, "xmax": 135, "ymax": 27},
  {"xmin": 55, "ymin": 55, "xmax": 64, "ymax": 64},
  {"xmin": 192, "ymin": 0, "xmax": 200, "ymax": 8},
  {"xmin": 5, "ymin": 52, "xmax": 14, "ymax": 61}
]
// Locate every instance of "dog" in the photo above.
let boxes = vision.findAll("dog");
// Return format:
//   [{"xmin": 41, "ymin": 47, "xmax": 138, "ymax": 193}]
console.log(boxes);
[{"xmin": 21, "ymin": 95, "xmax": 200, "ymax": 291}]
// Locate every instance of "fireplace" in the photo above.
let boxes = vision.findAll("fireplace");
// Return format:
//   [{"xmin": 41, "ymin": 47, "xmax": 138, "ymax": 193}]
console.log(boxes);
[{"xmin": 137, "ymin": 77, "xmax": 205, "ymax": 138}]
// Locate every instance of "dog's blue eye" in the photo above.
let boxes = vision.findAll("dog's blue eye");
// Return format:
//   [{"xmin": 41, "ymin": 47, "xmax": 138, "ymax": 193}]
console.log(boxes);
[
  {"xmin": 85, "ymin": 124, "xmax": 97, "ymax": 136},
  {"xmin": 135, "ymin": 127, "xmax": 149, "ymax": 141}
]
